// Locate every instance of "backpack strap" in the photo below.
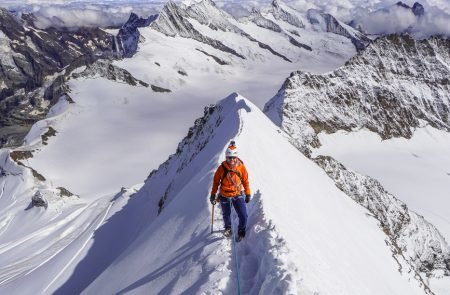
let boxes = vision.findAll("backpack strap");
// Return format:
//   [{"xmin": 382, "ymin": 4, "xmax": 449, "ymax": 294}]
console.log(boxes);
[{"xmin": 221, "ymin": 162, "xmax": 241, "ymax": 183}]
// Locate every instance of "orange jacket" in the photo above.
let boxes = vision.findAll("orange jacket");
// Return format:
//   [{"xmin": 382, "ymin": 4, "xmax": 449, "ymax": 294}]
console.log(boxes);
[{"xmin": 211, "ymin": 158, "xmax": 251, "ymax": 197}]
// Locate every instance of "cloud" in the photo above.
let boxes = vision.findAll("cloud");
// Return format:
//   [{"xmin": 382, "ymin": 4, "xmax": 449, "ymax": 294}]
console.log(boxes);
[
  {"xmin": 355, "ymin": 5, "xmax": 418, "ymax": 35},
  {"xmin": 2, "ymin": 0, "xmax": 450, "ymax": 37},
  {"xmin": 2, "ymin": 1, "xmax": 162, "ymax": 29},
  {"xmin": 285, "ymin": 0, "xmax": 450, "ymax": 37}
]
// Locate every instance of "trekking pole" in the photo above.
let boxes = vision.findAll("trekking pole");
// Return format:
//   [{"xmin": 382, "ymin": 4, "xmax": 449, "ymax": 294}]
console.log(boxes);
[{"xmin": 211, "ymin": 203, "xmax": 215, "ymax": 234}]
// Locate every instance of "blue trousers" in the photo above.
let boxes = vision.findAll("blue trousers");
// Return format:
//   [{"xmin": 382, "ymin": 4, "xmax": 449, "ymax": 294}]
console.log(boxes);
[{"xmin": 219, "ymin": 194, "xmax": 248, "ymax": 231}]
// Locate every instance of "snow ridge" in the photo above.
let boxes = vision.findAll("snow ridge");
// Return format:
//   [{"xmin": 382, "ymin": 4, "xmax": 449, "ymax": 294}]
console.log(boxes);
[{"xmin": 82, "ymin": 94, "xmax": 301, "ymax": 294}]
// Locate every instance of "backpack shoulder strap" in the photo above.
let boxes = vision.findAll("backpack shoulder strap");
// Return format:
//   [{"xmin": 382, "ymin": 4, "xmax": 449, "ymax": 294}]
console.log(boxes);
[
  {"xmin": 221, "ymin": 163, "xmax": 229, "ymax": 183},
  {"xmin": 221, "ymin": 162, "xmax": 241, "ymax": 182}
]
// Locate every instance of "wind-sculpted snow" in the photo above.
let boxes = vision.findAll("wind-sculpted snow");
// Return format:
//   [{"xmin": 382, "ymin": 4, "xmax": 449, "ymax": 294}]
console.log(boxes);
[
  {"xmin": 315, "ymin": 155, "xmax": 450, "ymax": 281},
  {"xmin": 264, "ymin": 34, "xmax": 450, "ymax": 155}
]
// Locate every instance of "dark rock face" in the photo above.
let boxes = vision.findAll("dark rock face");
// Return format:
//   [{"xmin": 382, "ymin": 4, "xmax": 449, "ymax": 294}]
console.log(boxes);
[
  {"xmin": 115, "ymin": 12, "xmax": 158, "ymax": 58},
  {"xmin": 70, "ymin": 60, "xmax": 149, "ymax": 87},
  {"xmin": 264, "ymin": 34, "xmax": 450, "ymax": 155},
  {"xmin": 0, "ymin": 8, "xmax": 116, "ymax": 148},
  {"xmin": 395, "ymin": 1, "xmax": 425, "ymax": 16},
  {"xmin": 32, "ymin": 191, "xmax": 48, "ymax": 208},
  {"xmin": 412, "ymin": 2, "xmax": 425, "ymax": 16}
]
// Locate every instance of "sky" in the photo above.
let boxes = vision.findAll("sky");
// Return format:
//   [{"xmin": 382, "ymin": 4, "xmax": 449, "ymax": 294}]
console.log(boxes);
[{"xmin": 1, "ymin": 0, "xmax": 449, "ymax": 37}]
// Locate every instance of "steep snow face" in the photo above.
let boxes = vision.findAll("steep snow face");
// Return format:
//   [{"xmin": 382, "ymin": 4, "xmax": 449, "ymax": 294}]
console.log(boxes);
[
  {"xmin": 264, "ymin": 34, "xmax": 450, "ymax": 155},
  {"xmin": 314, "ymin": 155, "xmax": 450, "ymax": 280},
  {"xmin": 83, "ymin": 94, "xmax": 427, "ymax": 295},
  {"xmin": 315, "ymin": 127, "xmax": 450, "ymax": 252}
]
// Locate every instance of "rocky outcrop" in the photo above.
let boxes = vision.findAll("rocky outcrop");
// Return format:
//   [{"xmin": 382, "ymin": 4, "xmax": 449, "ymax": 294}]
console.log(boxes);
[
  {"xmin": 264, "ymin": 34, "xmax": 450, "ymax": 155},
  {"xmin": 396, "ymin": 1, "xmax": 425, "ymax": 17},
  {"xmin": 32, "ymin": 191, "xmax": 48, "ymax": 208},
  {"xmin": 70, "ymin": 60, "xmax": 149, "ymax": 87},
  {"xmin": 0, "ymin": 8, "xmax": 116, "ymax": 148},
  {"xmin": 115, "ymin": 12, "xmax": 158, "ymax": 58}
]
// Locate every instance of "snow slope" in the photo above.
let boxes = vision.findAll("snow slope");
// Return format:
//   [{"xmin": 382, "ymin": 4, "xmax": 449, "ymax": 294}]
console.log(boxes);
[
  {"xmin": 77, "ymin": 94, "xmax": 428, "ymax": 294},
  {"xmin": 314, "ymin": 126, "xmax": 450, "ymax": 247}
]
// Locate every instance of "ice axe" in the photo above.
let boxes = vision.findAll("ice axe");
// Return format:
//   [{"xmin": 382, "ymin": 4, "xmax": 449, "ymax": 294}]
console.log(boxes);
[{"xmin": 211, "ymin": 202, "xmax": 215, "ymax": 234}]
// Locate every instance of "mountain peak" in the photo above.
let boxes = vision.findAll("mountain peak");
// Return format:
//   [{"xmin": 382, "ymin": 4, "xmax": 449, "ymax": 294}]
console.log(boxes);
[
  {"xmin": 412, "ymin": 2, "xmax": 425, "ymax": 16},
  {"xmin": 395, "ymin": 1, "xmax": 410, "ymax": 9},
  {"xmin": 272, "ymin": 0, "xmax": 280, "ymax": 9},
  {"xmin": 394, "ymin": 1, "xmax": 425, "ymax": 16}
]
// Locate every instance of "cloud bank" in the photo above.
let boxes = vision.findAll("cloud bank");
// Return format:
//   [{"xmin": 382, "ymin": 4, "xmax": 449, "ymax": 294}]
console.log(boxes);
[
  {"xmin": 2, "ymin": 1, "xmax": 162, "ymax": 29},
  {"xmin": 1, "ymin": 0, "xmax": 449, "ymax": 37},
  {"xmin": 284, "ymin": 0, "xmax": 450, "ymax": 38}
]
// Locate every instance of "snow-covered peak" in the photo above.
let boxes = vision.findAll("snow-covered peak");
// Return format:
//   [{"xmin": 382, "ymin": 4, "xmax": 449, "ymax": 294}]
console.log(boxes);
[
  {"xmin": 264, "ymin": 34, "xmax": 450, "ymax": 155},
  {"xmin": 269, "ymin": 0, "xmax": 306, "ymax": 29},
  {"xmin": 185, "ymin": 0, "xmax": 235, "ymax": 30},
  {"xmin": 306, "ymin": 9, "xmax": 370, "ymax": 50}
]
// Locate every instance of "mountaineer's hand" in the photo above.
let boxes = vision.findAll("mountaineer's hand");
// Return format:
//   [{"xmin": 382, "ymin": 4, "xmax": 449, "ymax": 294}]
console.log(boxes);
[
  {"xmin": 210, "ymin": 195, "xmax": 217, "ymax": 205},
  {"xmin": 245, "ymin": 195, "xmax": 251, "ymax": 203}
]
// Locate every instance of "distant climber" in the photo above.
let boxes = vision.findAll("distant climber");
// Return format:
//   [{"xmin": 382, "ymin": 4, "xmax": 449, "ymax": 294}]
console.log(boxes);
[{"xmin": 210, "ymin": 141, "xmax": 251, "ymax": 241}]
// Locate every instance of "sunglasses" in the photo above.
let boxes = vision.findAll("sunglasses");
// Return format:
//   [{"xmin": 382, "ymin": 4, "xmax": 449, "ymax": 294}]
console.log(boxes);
[{"xmin": 227, "ymin": 157, "xmax": 237, "ymax": 160}]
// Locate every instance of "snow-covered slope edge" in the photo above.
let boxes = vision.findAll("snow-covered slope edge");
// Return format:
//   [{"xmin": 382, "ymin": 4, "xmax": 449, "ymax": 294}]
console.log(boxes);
[
  {"xmin": 81, "ymin": 94, "xmax": 427, "ymax": 294},
  {"xmin": 0, "ymin": 96, "xmax": 134, "ymax": 294},
  {"xmin": 315, "ymin": 156, "xmax": 450, "ymax": 285}
]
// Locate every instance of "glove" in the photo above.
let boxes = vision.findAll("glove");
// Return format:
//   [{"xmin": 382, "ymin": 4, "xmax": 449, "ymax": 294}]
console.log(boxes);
[
  {"xmin": 245, "ymin": 194, "xmax": 251, "ymax": 203},
  {"xmin": 210, "ymin": 195, "xmax": 217, "ymax": 205}
]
